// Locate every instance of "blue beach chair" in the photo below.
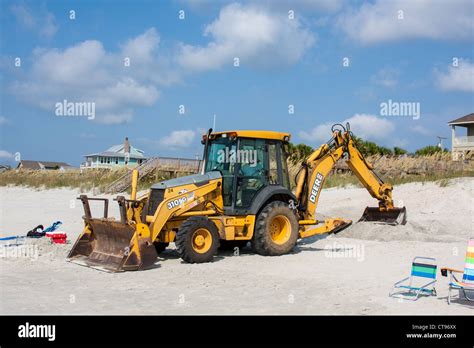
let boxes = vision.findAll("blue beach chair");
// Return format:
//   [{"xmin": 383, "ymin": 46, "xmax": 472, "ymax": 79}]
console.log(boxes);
[{"xmin": 389, "ymin": 257, "xmax": 437, "ymax": 300}]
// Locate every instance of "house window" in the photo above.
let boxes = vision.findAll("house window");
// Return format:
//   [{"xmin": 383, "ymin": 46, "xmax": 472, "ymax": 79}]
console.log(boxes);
[
  {"xmin": 115, "ymin": 158, "xmax": 118, "ymax": 164},
  {"xmin": 100, "ymin": 157, "xmax": 104, "ymax": 164}
]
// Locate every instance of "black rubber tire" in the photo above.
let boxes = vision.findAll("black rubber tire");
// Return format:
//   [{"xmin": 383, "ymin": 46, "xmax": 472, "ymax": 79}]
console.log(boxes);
[
  {"xmin": 176, "ymin": 216, "xmax": 220, "ymax": 263},
  {"xmin": 252, "ymin": 201, "xmax": 299, "ymax": 256},
  {"xmin": 153, "ymin": 242, "xmax": 169, "ymax": 254},
  {"xmin": 219, "ymin": 240, "xmax": 248, "ymax": 251}
]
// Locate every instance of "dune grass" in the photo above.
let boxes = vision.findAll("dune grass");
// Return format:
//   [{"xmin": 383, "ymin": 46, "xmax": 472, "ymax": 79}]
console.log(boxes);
[
  {"xmin": 0, "ymin": 168, "xmax": 182, "ymax": 193},
  {"xmin": 0, "ymin": 161, "xmax": 472, "ymax": 193}
]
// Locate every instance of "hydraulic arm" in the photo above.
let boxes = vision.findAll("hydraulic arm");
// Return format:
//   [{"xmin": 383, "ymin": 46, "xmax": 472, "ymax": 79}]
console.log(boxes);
[{"xmin": 295, "ymin": 123, "xmax": 407, "ymax": 238}]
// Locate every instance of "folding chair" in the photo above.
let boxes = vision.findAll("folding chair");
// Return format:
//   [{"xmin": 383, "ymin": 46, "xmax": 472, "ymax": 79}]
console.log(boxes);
[
  {"xmin": 389, "ymin": 256, "xmax": 437, "ymax": 300},
  {"xmin": 441, "ymin": 238, "xmax": 474, "ymax": 305}
]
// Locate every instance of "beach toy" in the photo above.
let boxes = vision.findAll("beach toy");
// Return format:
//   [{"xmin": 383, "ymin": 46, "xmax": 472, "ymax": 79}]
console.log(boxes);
[{"xmin": 46, "ymin": 232, "xmax": 67, "ymax": 244}]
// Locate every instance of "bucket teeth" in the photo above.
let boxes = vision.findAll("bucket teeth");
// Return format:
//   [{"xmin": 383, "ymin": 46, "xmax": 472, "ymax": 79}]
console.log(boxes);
[
  {"xmin": 359, "ymin": 206, "xmax": 407, "ymax": 225},
  {"xmin": 67, "ymin": 218, "xmax": 157, "ymax": 272}
]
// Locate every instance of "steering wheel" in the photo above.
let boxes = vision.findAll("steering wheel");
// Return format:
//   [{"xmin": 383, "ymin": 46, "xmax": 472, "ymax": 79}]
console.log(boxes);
[
  {"xmin": 209, "ymin": 167, "xmax": 224, "ymax": 177},
  {"xmin": 239, "ymin": 166, "xmax": 265, "ymax": 177}
]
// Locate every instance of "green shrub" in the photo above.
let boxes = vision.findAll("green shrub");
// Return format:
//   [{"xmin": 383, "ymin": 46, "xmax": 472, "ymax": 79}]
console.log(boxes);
[
  {"xmin": 286, "ymin": 142, "xmax": 314, "ymax": 164},
  {"xmin": 394, "ymin": 147, "xmax": 408, "ymax": 155},
  {"xmin": 414, "ymin": 145, "xmax": 448, "ymax": 156}
]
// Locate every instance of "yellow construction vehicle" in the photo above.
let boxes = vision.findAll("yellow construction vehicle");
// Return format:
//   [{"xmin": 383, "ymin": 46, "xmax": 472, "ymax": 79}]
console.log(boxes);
[{"xmin": 68, "ymin": 123, "xmax": 406, "ymax": 272}]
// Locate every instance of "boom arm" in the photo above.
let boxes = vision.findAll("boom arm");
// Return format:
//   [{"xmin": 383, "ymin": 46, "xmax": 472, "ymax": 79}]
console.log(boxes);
[{"xmin": 295, "ymin": 126, "xmax": 402, "ymax": 224}]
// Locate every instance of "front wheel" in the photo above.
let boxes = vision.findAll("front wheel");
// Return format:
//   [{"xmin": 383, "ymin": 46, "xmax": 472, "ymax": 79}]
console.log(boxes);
[
  {"xmin": 252, "ymin": 201, "xmax": 299, "ymax": 256},
  {"xmin": 176, "ymin": 216, "xmax": 220, "ymax": 263}
]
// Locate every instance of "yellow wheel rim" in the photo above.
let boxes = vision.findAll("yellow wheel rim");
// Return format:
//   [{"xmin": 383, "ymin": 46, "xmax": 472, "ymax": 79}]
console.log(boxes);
[
  {"xmin": 269, "ymin": 215, "xmax": 291, "ymax": 245},
  {"xmin": 192, "ymin": 228, "xmax": 212, "ymax": 254}
]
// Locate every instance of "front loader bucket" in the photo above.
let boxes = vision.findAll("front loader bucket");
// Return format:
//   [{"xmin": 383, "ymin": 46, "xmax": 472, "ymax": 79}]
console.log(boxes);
[
  {"xmin": 359, "ymin": 206, "xmax": 407, "ymax": 225},
  {"xmin": 67, "ymin": 219, "xmax": 158, "ymax": 272}
]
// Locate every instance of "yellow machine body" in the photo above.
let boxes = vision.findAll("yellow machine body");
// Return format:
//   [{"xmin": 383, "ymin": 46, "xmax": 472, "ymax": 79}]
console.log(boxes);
[{"xmin": 68, "ymin": 124, "xmax": 406, "ymax": 272}]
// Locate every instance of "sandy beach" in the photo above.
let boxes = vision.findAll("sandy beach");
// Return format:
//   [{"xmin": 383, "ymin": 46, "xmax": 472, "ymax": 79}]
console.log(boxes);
[{"xmin": 0, "ymin": 178, "xmax": 473, "ymax": 315}]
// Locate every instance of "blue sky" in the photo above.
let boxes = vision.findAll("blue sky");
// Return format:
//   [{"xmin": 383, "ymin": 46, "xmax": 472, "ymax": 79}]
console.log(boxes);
[{"xmin": 0, "ymin": 0, "xmax": 473, "ymax": 166}]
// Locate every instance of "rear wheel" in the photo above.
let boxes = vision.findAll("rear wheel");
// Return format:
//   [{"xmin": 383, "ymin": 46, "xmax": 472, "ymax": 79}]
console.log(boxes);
[
  {"xmin": 176, "ymin": 216, "xmax": 220, "ymax": 263},
  {"xmin": 252, "ymin": 201, "xmax": 298, "ymax": 256}
]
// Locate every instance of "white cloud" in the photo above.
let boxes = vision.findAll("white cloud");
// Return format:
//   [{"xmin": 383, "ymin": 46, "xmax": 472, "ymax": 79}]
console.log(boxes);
[
  {"xmin": 180, "ymin": 0, "xmax": 343, "ymax": 13},
  {"xmin": 177, "ymin": 3, "xmax": 315, "ymax": 72},
  {"xmin": 299, "ymin": 114, "xmax": 395, "ymax": 144},
  {"xmin": 7, "ymin": 5, "xmax": 315, "ymax": 124},
  {"xmin": 371, "ymin": 68, "xmax": 399, "ymax": 88},
  {"xmin": 95, "ymin": 78, "xmax": 159, "ymax": 110},
  {"xmin": 10, "ymin": 34, "xmax": 161, "ymax": 124},
  {"xmin": 336, "ymin": 0, "xmax": 474, "ymax": 44},
  {"xmin": 411, "ymin": 125, "xmax": 432, "ymax": 136},
  {"xmin": 11, "ymin": 4, "xmax": 58, "ymax": 39},
  {"xmin": 32, "ymin": 41, "xmax": 108, "ymax": 86},
  {"xmin": 121, "ymin": 28, "xmax": 160, "ymax": 63},
  {"xmin": 268, "ymin": 0, "xmax": 343, "ymax": 13},
  {"xmin": 0, "ymin": 150, "xmax": 14, "ymax": 159},
  {"xmin": 159, "ymin": 130, "xmax": 196, "ymax": 149},
  {"xmin": 11, "ymin": 4, "xmax": 35, "ymax": 28},
  {"xmin": 0, "ymin": 116, "xmax": 8, "ymax": 124},
  {"xmin": 41, "ymin": 12, "xmax": 58, "ymax": 39},
  {"xmin": 435, "ymin": 59, "xmax": 474, "ymax": 92}
]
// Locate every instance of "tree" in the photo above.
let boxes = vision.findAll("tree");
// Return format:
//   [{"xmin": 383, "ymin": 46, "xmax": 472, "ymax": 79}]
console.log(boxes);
[
  {"xmin": 393, "ymin": 147, "xmax": 408, "ymax": 155},
  {"xmin": 414, "ymin": 145, "xmax": 448, "ymax": 156},
  {"xmin": 286, "ymin": 143, "xmax": 314, "ymax": 164},
  {"xmin": 352, "ymin": 136, "xmax": 394, "ymax": 156}
]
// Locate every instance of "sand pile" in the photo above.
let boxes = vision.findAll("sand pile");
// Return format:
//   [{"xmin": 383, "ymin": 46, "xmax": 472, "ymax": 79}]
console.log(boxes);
[
  {"xmin": 336, "ymin": 220, "xmax": 465, "ymax": 243},
  {"xmin": 319, "ymin": 177, "xmax": 473, "ymax": 243},
  {"xmin": 0, "ymin": 238, "xmax": 70, "ymax": 264}
]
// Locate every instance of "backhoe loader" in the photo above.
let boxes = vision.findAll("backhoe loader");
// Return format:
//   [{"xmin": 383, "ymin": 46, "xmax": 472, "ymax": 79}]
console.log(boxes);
[{"xmin": 68, "ymin": 123, "xmax": 406, "ymax": 272}]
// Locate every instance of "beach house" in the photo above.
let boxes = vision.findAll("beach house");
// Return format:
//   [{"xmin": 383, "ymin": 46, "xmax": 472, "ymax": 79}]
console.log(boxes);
[
  {"xmin": 81, "ymin": 137, "xmax": 146, "ymax": 169},
  {"xmin": 448, "ymin": 113, "xmax": 474, "ymax": 160}
]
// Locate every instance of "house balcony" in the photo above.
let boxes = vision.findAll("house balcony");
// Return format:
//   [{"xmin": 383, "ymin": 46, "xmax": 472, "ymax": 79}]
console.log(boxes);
[
  {"xmin": 80, "ymin": 162, "xmax": 113, "ymax": 169},
  {"xmin": 453, "ymin": 136, "xmax": 474, "ymax": 150}
]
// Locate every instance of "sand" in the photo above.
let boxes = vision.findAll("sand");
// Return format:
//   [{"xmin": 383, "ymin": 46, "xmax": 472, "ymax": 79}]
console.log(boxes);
[{"xmin": 0, "ymin": 178, "xmax": 473, "ymax": 314}]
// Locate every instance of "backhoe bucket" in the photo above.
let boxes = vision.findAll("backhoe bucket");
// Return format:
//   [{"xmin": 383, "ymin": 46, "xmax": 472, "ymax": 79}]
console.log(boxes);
[
  {"xmin": 359, "ymin": 206, "xmax": 407, "ymax": 225},
  {"xmin": 67, "ymin": 219, "xmax": 158, "ymax": 272}
]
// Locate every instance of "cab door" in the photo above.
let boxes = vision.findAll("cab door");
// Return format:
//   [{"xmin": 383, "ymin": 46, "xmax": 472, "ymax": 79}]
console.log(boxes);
[{"xmin": 234, "ymin": 138, "xmax": 267, "ymax": 209}]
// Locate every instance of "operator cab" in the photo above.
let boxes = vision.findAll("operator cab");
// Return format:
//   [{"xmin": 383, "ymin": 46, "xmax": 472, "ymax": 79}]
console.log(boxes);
[{"xmin": 202, "ymin": 130, "xmax": 292, "ymax": 214}]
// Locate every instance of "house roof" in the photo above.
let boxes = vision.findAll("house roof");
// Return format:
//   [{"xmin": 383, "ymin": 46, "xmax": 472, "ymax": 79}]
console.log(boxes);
[
  {"xmin": 448, "ymin": 113, "xmax": 474, "ymax": 126},
  {"xmin": 85, "ymin": 143, "xmax": 145, "ymax": 159},
  {"xmin": 85, "ymin": 151, "xmax": 145, "ymax": 159},
  {"xmin": 18, "ymin": 160, "xmax": 74, "ymax": 170}
]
